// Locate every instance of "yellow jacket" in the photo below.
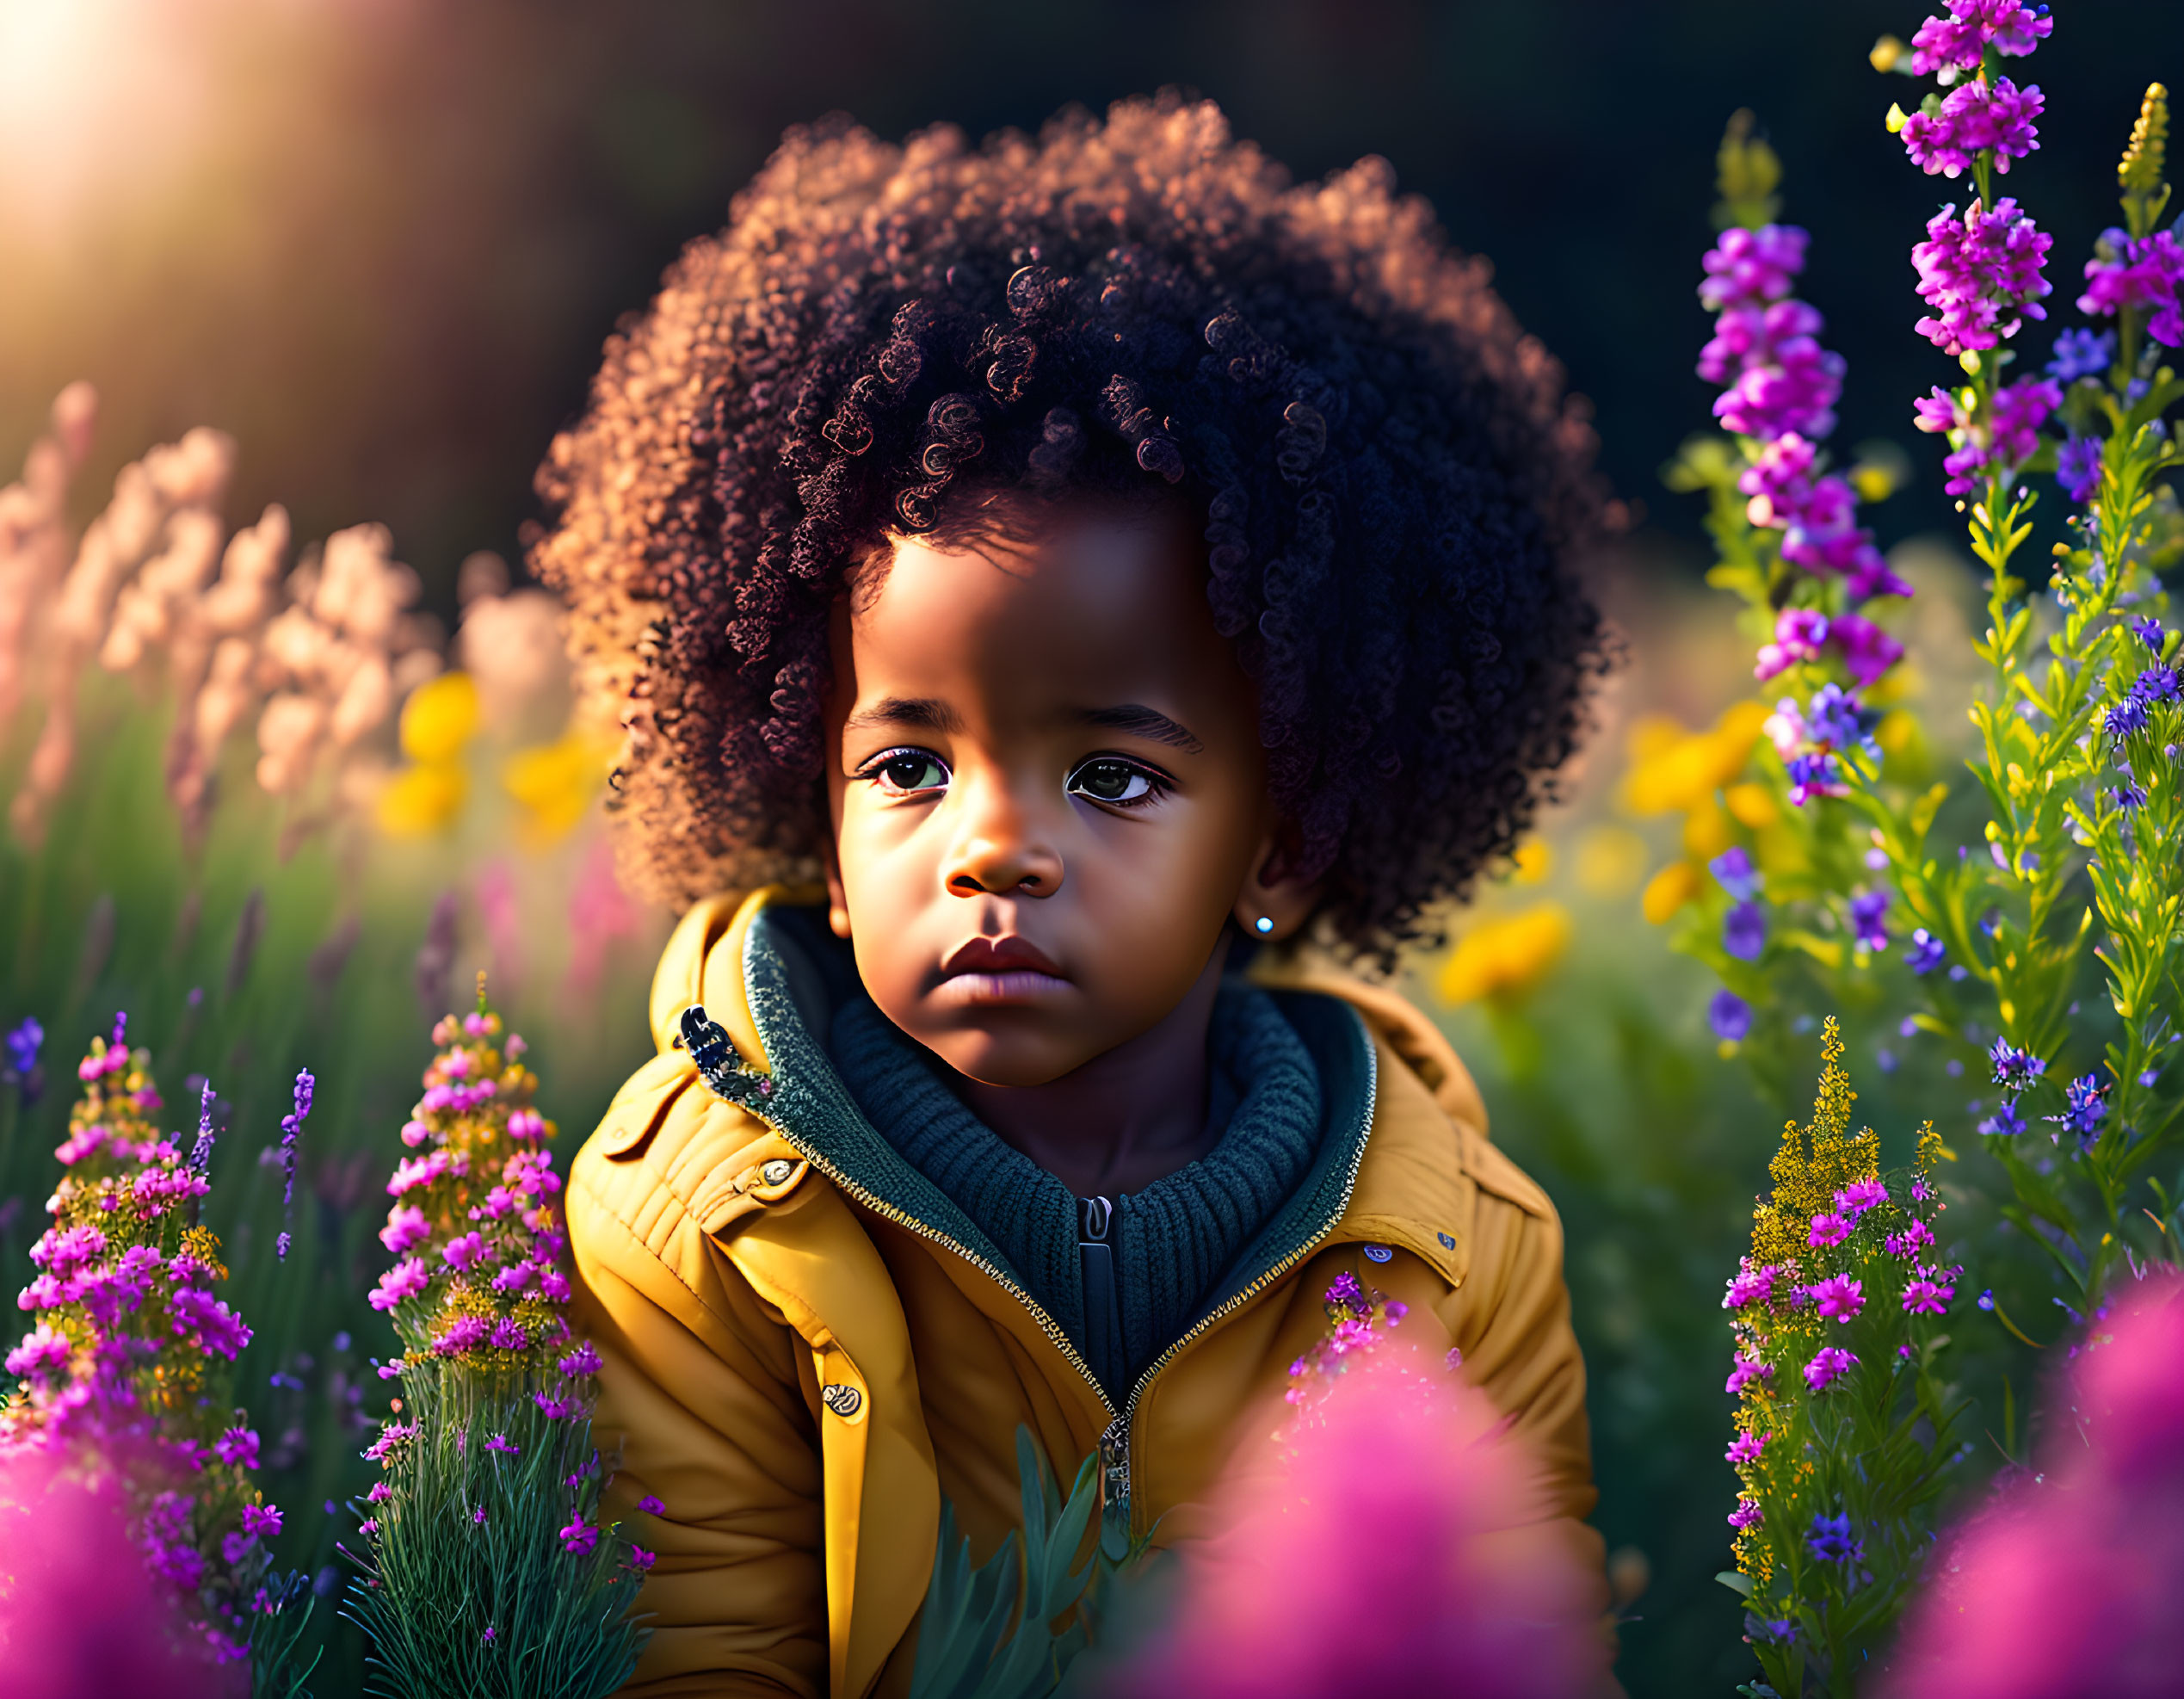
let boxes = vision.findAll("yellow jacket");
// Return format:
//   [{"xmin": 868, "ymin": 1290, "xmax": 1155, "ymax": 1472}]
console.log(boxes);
[{"xmin": 568, "ymin": 888, "xmax": 1603, "ymax": 1698}]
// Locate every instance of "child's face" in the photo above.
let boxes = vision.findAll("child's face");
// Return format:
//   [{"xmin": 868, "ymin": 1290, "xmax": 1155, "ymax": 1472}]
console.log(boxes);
[{"xmin": 824, "ymin": 498, "xmax": 1292, "ymax": 1088}]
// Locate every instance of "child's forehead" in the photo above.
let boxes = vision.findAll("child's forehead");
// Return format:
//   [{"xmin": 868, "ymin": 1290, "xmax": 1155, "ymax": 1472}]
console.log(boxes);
[{"xmin": 832, "ymin": 501, "xmax": 1249, "ymax": 720}]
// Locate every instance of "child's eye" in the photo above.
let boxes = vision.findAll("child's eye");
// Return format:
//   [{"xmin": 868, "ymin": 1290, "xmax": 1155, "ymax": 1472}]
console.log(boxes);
[
  {"xmin": 1065, "ymin": 757, "xmax": 1166, "ymax": 808},
  {"xmin": 860, "ymin": 749, "xmax": 951, "ymax": 796}
]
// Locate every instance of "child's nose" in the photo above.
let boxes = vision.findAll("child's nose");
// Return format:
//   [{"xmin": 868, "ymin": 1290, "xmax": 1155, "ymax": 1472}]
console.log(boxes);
[{"xmin": 941, "ymin": 775, "xmax": 1064, "ymax": 898}]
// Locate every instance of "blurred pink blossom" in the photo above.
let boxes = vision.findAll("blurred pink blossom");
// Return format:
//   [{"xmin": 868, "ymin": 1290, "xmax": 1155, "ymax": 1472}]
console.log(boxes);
[
  {"xmin": 0, "ymin": 1450, "xmax": 235, "ymax": 1698},
  {"xmin": 1883, "ymin": 1275, "xmax": 2184, "ymax": 1696},
  {"xmin": 1115, "ymin": 1344, "xmax": 1613, "ymax": 1698}
]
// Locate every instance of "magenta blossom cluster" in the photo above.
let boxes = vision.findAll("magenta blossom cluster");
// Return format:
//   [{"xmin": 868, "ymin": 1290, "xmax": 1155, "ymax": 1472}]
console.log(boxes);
[
  {"xmin": 1912, "ymin": 374, "xmax": 2062, "ymax": 497},
  {"xmin": 1902, "ymin": 78, "xmax": 2044, "ymax": 179},
  {"xmin": 2077, "ymin": 226, "xmax": 2184, "ymax": 348},
  {"xmin": 1907, "ymin": 0, "xmax": 2051, "ymax": 77},
  {"xmin": 0, "ymin": 1021, "xmax": 293, "ymax": 1671},
  {"xmin": 1282, "ymin": 1270, "xmax": 1415, "ymax": 1411},
  {"xmin": 1912, "ymin": 199, "xmax": 2054, "ymax": 356}
]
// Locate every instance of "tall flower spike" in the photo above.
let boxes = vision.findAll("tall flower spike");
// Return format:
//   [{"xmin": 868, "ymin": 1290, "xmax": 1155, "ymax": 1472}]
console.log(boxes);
[
  {"xmin": 276, "ymin": 1069, "xmax": 314, "ymax": 1261},
  {"xmin": 2119, "ymin": 83, "xmax": 2170, "ymax": 233},
  {"xmin": 189, "ymin": 1079, "xmax": 217, "ymax": 1176}
]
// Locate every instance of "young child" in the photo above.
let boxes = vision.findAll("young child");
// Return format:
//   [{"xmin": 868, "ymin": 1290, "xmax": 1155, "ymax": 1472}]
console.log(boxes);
[{"xmin": 542, "ymin": 95, "xmax": 1613, "ymax": 1697}]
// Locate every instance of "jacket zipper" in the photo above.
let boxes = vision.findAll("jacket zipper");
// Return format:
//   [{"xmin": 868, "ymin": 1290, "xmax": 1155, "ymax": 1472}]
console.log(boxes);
[{"xmin": 682, "ymin": 1004, "xmax": 1375, "ymax": 1536}]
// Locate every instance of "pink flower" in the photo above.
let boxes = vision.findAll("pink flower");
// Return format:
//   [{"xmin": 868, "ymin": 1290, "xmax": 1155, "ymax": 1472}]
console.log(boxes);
[
  {"xmin": 1754, "ymin": 608, "xmax": 1830, "ymax": 682},
  {"xmin": 1726, "ymin": 1354, "xmax": 1775, "ymax": 1395},
  {"xmin": 432, "ymin": 1314, "xmax": 490, "ymax": 1355},
  {"xmin": 1908, "ymin": 0, "xmax": 2051, "ymax": 76},
  {"xmin": 1727, "ymin": 1496, "xmax": 1764, "ymax": 1530},
  {"xmin": 1723, "ymin": 1261, "xmax": 1783, "ymax": 1310},
  {"xmin": 213, "ymin": 1424, "xmax": 261, "ymax": 1469},
  {"xmin": 240, "ymin": 1502, "xmax": 282, "ymax": 1537},
  {"xmin": 1901, "ymin": 77, "xmax": 2044, "ymax": 179},
  {"xmin": 1882, "ymin": 1274, "xmax": 2184, "ymax": 1696},
  {"xmin": 1902, "ymin": 1278, "xmax": 1954, "ymax": 1316},
  {"xmin": 368, "ymin": 1257, "xmax": 430, "ymax": 1313},
  {"xmin": 441, "ymin": 1232, "xmax": 487, "ymax": 1271},
  {"xmin": 1808, "ymin": 1211, "xmax": 1852, "ymax": 1248},
  {"xmin": 1804, "ymin": 1346, "xmax": 1858, "ymax": 1392},
  {"xmin": 1119, "ymin": 1344, "xmax": 1613, "ymax": 1696},
  {"xmin": 1726, "ymin": 1430, "xmax": 1768, "ymax": 1465},
  {"xmin": 398, "ymin": 1119, "xmax": 431, "ymax": 1149},
  {"xmin": 536, "ymin": 1268, "xmax": 572, "ymax": 1303},
  {"xmin": 4, "ymin": 1325, "xmax": 72, "ymax": 1381},
  {"xmin": 1806, "ymin": 1274, "xmax": 1866, "ymax": 1323},
  {"xmin": 1912, "ymin": 199, "xmax": 2052, "ymax": 356},
  {"xmin": 1834, "ymin": 1177, "xmax": 1890, "ymax": 1219},
  {"xmin": 2077, "ymin": 228, "xmax": 2184, "ymax": 349},
  {"xmin": 1700, "ymin": 225, "xmax": 1811, "ymax": 312},
  {"xmin": 379, "ymin": 1205, "xmax": 430, "ymax": 1255},
  {"xmin": 1886, "ymin": 1219, "xmax": 1937, "ymax": 1257}
]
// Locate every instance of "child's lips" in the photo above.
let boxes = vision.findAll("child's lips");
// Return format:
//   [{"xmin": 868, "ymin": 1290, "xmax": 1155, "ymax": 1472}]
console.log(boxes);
[{"xmin": 933, "ymin": 936, "xmax": 1070, "ymax": 1006}]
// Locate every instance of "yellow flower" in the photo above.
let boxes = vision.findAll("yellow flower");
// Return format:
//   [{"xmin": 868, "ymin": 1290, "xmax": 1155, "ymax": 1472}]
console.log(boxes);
[
  {"xmin": 503, "ymin": 729, "xmax": 614, "ymax": 847},
  {"xmin": 1682, "ymin": 800, "xmax": 1733, "ymax": 860},
  {"xmin": 375, "ymin": 763, "xmax": 468, "ymax": 837},
  {"xmin": 1620, "ymin": 701, "xmax": 1770, "ymax": 817},
  {"xmin": 1641, "ymin": 860, "xmax": 1704, "ymax": 924},
  {"xmin": 1724, "ymin": 782, "xmax": 1779, "ymax": 830},
  {"xmin": 1573, "ymin": 825, "xmax": 1648, "ymax": 899},
  {"xmin": 1435, "ymin": 904, "xmax": 1571, "ymax": 1006},
  {"xmin": 399, "ymin": 671, "xmax": 480, "ymax": 764},
  {"xmin": 1511, "ymin": 838, "xmax": 1553, "ymax": 884}
]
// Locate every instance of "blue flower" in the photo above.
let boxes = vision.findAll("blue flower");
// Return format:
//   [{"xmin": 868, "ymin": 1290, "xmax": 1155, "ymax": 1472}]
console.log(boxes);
[
  {"xmin": 1806, "ymin": 684, "xmax": 1879, "ymax": 760},
  {"xmin": 3, "ymin": 1016, "xmax": 40, "ymax": 1078},
  {"xmin": 2056, "ymin": 435, "xmax": 2102, "ymax": 503},
  {"xmin": 1903, "ymin": 929, "xmax": 1946, "ymax": 974},
  {"xmin": 1977, "ymin": 1099, "xmax": 2028, "ymax": 1137},
  {"xmin": 2045, "ymin": 327, "xmax": 2114, "ymax": 383},
  {"xmin": 1805, "ymin": 1511, "xmax": 1862, "ymax": 1565},
  {"xmin": 1977, "ymin": 1289, "xmax": 1996, "ymax": 1311},
  {"xmin": 1709, "ymin": 845, "xmax": 1761, "ymax": 901},
  {"xmin": 1848, "ymin": 889, "xmax": 1890, "ymax": 953},
  {"xmin": 2133, "ymin": 664, "xmax": 2180, "ymax": 704},
  {"xmin": 2106, "ymin": 695, "xmax": 2150, "ymax": 744},
  {"xmin": 2113, "ymin": 782, "xmax": 2149, "ymax": 812},
  {"xmin": 2131, "ymin": 615, "xmax": 2169, "ymax": 656},
  {"xmin": 1724, "ymin": 901, "xmax": 1767, "ymax": 962},
  {"xmin": 1989, "ymin": 1038, "xmax": 2046, "ymax": 1095},
  {"xmin": 1786, "ymin": 751, "xmax": 1843, "ymax": 806},
  {"xmin": 2045, "ymin": 1072, "xmax": 2107, "ymax": 1143},
  {"xmin": 1709, "ymin": 989, "xmax": 1754, "ymax": 1042}
]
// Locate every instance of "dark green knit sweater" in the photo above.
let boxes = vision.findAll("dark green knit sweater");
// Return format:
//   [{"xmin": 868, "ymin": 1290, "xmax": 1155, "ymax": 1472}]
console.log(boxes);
[{"xmin": 827, "ymin": 985, "xmax": 1324, "ymax": 1401}]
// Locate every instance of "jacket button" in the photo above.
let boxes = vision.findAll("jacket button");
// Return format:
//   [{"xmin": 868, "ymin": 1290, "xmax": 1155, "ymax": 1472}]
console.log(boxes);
[
  {"xmin": 1362, "ymin": 1243, "xmax": 1393, "ymax": 1263},
  {"xmin": 760, "ymin": 1158, "xmax": 796, "ymax": 1187},
  {"xmin": 821, "ymin": 1383, "xmax": 862, "ymax": 1418},
  {"xmin": 1438, "ymin": 1232, "xmax": 1457, "ymax": 1251}
]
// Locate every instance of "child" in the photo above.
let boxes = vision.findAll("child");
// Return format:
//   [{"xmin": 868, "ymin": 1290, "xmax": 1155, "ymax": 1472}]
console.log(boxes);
[{"xmin": 543, "ymin": 95, "xmax": 1614, "ymax": 1697}]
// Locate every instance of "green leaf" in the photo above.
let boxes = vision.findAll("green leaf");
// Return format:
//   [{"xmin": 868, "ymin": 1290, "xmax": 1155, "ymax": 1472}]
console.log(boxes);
[{"xmin": 1715, "ymin": 1569, "xmax": 1755, "ymax": 1598}]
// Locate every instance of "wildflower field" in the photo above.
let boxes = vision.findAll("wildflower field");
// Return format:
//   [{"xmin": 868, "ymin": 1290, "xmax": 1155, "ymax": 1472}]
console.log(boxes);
[{"xmin": 5, "ymin": 3, "xmax": 2184, "ymax": 1694}]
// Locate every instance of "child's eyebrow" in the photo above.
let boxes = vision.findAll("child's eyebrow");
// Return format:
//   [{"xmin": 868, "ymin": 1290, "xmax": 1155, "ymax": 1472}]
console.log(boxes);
[
  {"xmin": 843, "ymin": 696, "xmax": 963, "ymax": 736},
  {"xmin": 1077, "ymin": 704, "xmax": 1204, "ymax": 755}
]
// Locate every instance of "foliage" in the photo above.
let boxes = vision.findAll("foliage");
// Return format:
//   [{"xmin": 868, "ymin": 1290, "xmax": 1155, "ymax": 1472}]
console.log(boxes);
[{"xmin": 1719, "ymin": 1023, "xmax": 1965, "ymax": 1696}]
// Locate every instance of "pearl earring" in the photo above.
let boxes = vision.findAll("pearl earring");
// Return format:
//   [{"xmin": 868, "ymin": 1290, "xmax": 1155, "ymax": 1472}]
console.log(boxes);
[{"xmin": 1253, "ymin": 915, "xmax": 1275, "ymax": 935}]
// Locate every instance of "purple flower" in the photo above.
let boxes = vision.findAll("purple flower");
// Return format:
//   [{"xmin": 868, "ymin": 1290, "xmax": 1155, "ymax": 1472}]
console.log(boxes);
[
  {"xmin": 1709, "ymin": 846, "xmax": 1761, "ymax": 901},
  {"xmin": 1700, "ymin": 225, "xmax": 1810, "ymax": 311},
  {"xmin": 2045, "ymin": 1072, "xmax": 2107, "ymax": 1142},
  {"xmin": 1804, "ymin": 1346, "xmax": 1858, "ymax": 1393},
  {"xmin": 558, "ymin": 1342, "xmax": 603, "ymax": 1378},
  {"xmin": 1705, "ymin": 300, "xmax": 1847, "ymax": 442},
  {"xmin": 2113, "ymin": 781, "xmax": 2150, "ymax": 812},
  {"xmin": 215, "ymin": 1425, "xmax": 261, "ymax": 1469},
  {"xmin": 1709, "ymin": 990, "xmax": 1754, "ymax": 1043},
  {"xmin": 2107, "ymin": 694, "xmax": 2149, "ymax": 744},
  {"xmin": 1903, "ymin": 1277, "xmax": 1955, "ymax": 1315},
  {"xmin": 1978, "ymin": 1101, "xmax": 2029, "ymax": 1141},
  {"xmin": 639, "ymin": 1494, "xmax": 666, "ymax": 1516},
  {"xmin": 2077, "ymin": 228, "xmax": 2184, "ymax": 349},
  {"xmin": 1723, "ymin": 901, "xmax": 1766, "ymax": 962},
  {"xmin": 484, "ymin": 1432, "xmax": 521, "ymax": 1456},
  {"xmin": 368, "ymin": 1257, "xmax": 430, "ymax": 1313},
  {"xmin": 441, "ymin": 1232, "xmax": 487, "ymax": 1271},
  {"xmin": 1904, "ymin": 929, "xmax": 1947, "ymax": 974},
  {"xmin": 1727, "ymin": 1497, "xmax": 1764, "ymax": 1530},
  {"xmin": 2131, "ymin": 615, "xmax": 2168, "ymax": 655},
  {"xmin": 433, "ymin": 1314, "xmax": 490, "ymax": 1355},
  {"xmin": 1753, "ymin": 606, "xmax": 1829, "ymax": 681},
  {"xmin": 1835, "ymin": 1177, "xmax": 1890, "ymax": 1219},
  {"xmin": 1849, "ymin": 889, "xmax": 1890, "ymax": 953},
  {"xmin": 1913, "ymin": 199, "xmax": 2053, "ymax": 356},
  {"xmin": 1908, "ymin": 0, "xmax": 2052, "ymax": 75},
  {"xmin": 3, "ymin": 1016, "xmax": 40, "ymax": 1078},
  {"xmin": 1808, "ymin": 1211, "xmax": 1853, "ymax": 1249},
  {"xmin": 2135, "ymin": 665, "xmax": 2180, "ymax": 705},
  {"xmin": 1831, "ymin": 613, "xmax": 1906, "ymax": 684},
  {"xmin": 1725, "ymin": 1354, "xmax": 1774, "ymax": 1395},
  {"xmin": 1724, "ymin": 1260, "xmax": 1782, "ymax": 1309},
  {"xmin": 1989, "ymin": 1039, "xmax": 2046, "ymax": 1095},
  {"xmin": 627, "ymin": 1546, "xmax": 658, "ymax": 1572},
  {"xmin": 490, "ymin": 1318, "xmax": 527, "ymax": 1351},
  {"xmin": 1902, "ymin": 77, "xmax": 2045, "ymax": 179},
  {"xmin": 1887, "ymin": 1218, "xmax": 1939, "ymax": 1257},
  {"xmin": 2057, "ymin": 435, "xmax": 2103, "ymax": 504},
  {"xmin": 1726, "ymin": 1430, "xmax": 1768, "ymax": 1465},
  {"xmin": 240, "ymin": 1503, "xmax": 282, "ymax": 1537},
  {"xmin": 1805, "ymin": 1509, "xmax": 1862, "ymax": 1564},
  {"xmin": 2048, "ymin": 326, "xmax": 2115, "ymax": 384},
  {"xmin": 558, "ymin": 1514, "xmax": 600, "ymax": 1556},
  {"xmin": 1806, "ymin": 1274, "xmax": 1866, "ymax": 1322}
]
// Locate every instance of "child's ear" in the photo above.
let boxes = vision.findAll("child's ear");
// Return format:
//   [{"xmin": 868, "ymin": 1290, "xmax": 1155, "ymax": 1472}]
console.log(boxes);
[
  {"xmin": 1231, "ymin": 828, "xmax": 1319, "ymax": 943},
  {"xmin": 824, "ymin": 846, "xmax": 853, "ymax": 940}
]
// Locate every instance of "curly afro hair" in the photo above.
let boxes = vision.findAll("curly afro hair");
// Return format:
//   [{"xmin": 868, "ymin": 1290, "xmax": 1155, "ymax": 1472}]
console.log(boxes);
[{"xmin": 533, "ymin": 93, "xmax": 1613, "ymax": 964}]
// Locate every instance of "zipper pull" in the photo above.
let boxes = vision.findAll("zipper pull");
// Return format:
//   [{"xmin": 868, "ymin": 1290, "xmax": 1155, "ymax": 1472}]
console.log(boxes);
[{"xmin": 1097, "ymin": 1412, "xmax": 1131, "ymax": 1538}]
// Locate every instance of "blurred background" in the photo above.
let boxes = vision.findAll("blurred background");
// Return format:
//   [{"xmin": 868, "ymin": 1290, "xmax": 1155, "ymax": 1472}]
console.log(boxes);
[{"xmin": 3, "ymin": 1, "xmax": 2182, "ymax": 1692}]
